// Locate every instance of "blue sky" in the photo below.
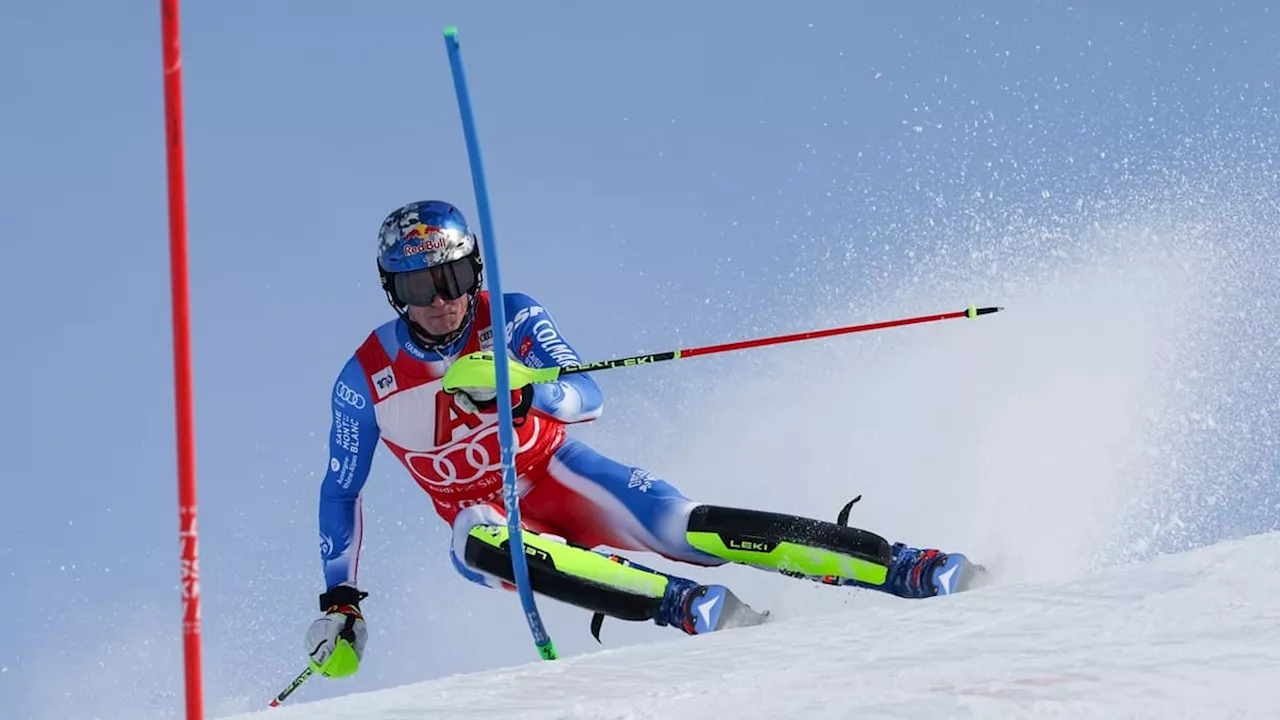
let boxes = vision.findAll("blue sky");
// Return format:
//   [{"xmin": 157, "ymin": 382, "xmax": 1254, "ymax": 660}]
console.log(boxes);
[{"xmin": 1, "ymin": 2, "xmax": 1276, "ymax": 718}]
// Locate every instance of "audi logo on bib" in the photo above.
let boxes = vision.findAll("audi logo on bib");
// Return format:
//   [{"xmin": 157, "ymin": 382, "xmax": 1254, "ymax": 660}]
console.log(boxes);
[{"xmin": 406, "ymin": 418, "xmax": 540, "ymax": 487}]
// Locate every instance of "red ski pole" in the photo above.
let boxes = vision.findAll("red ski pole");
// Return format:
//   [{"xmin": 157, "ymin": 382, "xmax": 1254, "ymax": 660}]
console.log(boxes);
[{"xmin": 562, "ymin": 305, "xmax": 1003, "ymax": 375}]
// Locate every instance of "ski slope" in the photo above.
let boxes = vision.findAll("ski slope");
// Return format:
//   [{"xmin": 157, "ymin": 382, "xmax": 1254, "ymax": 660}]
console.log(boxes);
[{"xmin": 226, "ymin": 532, "xmax": 1280, "ymax": 719}]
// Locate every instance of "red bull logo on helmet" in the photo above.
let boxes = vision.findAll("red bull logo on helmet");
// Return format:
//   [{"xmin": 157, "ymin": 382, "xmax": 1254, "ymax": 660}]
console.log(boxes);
[
  {"xmin": 402, "ymin": 223, "xmax": 440, "ymax": 240},
  {"xmin": 402, "ymin": 224, "xmax": 450, "ymax": 256}
]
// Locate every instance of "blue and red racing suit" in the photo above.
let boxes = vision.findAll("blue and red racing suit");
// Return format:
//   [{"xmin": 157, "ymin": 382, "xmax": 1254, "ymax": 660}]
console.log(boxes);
[{"xmin": 319, "ymin": 291, "xmax": 721, "ymax": 592}]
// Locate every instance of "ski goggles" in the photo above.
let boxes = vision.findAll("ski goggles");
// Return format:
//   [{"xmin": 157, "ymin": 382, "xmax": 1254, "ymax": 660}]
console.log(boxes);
[{"xmin": 393, "ymin": 257, "xmax": 479, "ymax": 307}]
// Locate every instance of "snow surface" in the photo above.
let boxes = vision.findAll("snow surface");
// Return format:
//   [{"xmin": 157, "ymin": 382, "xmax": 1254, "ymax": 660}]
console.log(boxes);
[{"xmin": 225, "ymin": 532, "xmax": 1280, "ymax": 719}]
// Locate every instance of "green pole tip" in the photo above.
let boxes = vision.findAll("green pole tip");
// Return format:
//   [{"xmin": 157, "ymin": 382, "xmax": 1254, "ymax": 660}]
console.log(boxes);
[{"xmin": 443, "ymin": 25, "xmax": 458, "ymax": 37}]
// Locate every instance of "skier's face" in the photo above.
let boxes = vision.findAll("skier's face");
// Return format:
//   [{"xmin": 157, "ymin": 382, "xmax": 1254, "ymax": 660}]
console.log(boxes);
[{"xmin": 407, "ymin": 293, "xmax": 469, "ymax": 336}]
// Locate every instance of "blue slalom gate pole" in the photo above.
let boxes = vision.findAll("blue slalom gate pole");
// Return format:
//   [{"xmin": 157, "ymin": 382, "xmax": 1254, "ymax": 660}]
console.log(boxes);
[{"xmin": 443, "ymin": 26, "xmax": 558, "ymax": 661}]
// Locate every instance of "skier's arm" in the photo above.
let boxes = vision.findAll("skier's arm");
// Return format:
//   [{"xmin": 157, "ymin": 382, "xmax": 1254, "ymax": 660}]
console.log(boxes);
[
  {"xmin": 505, "ymin": 293, "xmax": 603, "ymax": 424},
  {"xmin": 319, "ymin": 356, "xmax": 381, "ymax": 591}
]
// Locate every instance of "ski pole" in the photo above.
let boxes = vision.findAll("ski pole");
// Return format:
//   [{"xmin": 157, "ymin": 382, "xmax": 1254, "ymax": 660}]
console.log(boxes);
[
  {"xmin": 562, "ymin": 305, "xmax": 1003, "ymax": 376},
  {"xmin": 444, "ymin": 306, "xmax": 1003, "ymax": 392},
  {"xmin": 268, "ymin": 666, "xmax": 313, "ymax": 708}
]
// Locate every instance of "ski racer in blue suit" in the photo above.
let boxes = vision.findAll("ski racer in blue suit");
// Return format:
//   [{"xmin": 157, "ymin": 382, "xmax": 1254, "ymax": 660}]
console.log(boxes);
[{"xmin": 303, "ymin": 200, "xmax": 984, "ymax": 680}]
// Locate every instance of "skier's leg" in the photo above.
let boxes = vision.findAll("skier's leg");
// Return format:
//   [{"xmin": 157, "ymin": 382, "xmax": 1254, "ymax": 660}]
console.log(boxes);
[
  {"xmin": 512, "ymin": 440, "xmax": 774, "ymax": 634},
  {"xmin": 683, "ymin": 504, "xmax": 985, "ymax": 598},
  {"xmin": 520, "ymin": 438, "xmax": 725, "ymax": 566},
  {"xmin": 447, "ymin": 503, "xmax": 512, "ymax": 590},
  {"xmin": 449, "ymin": 502, "xmax": 659, "ymax": 594},
  {"xmin": 524, "ymin": 439, "xmax": 981, "ymax": 599},
  {"xmin": 447, "ymin": 492, "xmax": 762, "ymax": 636}
]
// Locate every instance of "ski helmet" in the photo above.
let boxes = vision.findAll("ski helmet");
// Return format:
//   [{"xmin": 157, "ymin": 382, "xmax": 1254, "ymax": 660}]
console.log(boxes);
[{"xmin": 376, "ymin": 200, "xmax": 484, "ymax": 347}]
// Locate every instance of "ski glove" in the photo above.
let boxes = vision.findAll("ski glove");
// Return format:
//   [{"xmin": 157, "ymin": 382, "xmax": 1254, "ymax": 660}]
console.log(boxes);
[
  {"xmin": 452, "ymin": 386, "xmax": 498, "ymax": 416},
  {"xmin": 442, "ymin": 352, "xmax": 545, "ymax": 421},
  {"xmin": 306, "ymin": 585, "xmax": 368, "ymax": 679},
  {"xmin": 451, "ymin": 385, "xmax": 535, "ymax": 421}
]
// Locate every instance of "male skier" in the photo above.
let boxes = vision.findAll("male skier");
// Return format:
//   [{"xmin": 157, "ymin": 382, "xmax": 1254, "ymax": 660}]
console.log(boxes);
[{"xmin": 305, "ymin": 200, "xmax": 982, "ymax": 678}]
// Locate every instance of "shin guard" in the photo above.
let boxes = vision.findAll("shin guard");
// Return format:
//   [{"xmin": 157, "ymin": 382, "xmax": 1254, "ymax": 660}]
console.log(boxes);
[
  {"xmin": 685, "ymin": 505, "xmax": 894, "ymax": 587},
  {"xmin": 464, "ymin": 525, "xmax": 669, "ymax": 622}
]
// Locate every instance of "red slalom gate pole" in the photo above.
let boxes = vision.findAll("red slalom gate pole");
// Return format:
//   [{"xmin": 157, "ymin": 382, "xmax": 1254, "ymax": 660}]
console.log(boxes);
[{"xmin": 159, "ymin": 1, "xmax": 204, "ymax": 718}]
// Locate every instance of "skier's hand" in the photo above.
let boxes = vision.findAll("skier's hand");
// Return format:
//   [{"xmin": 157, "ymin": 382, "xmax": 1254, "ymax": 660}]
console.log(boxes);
[
  {"xmin": 452, "ymin": 385, "xmax": 498, "ymax": 415},
  {"xmin": 306, "ymin": 586, "xmax": 368, "ymax": 679},
  {"xmin": 442, "ymin": 352, "xmax": 555, "ymax": 419},
  {"xmin": 451, "ymin": 384, "xmax": 537, "ymax": 422}
]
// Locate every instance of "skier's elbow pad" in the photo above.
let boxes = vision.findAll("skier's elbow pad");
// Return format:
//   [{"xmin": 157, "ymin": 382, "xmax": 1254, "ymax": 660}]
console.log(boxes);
[
  {"xmin": 565, "ymin": 376, "xmax": 604, "ymax": 422},
  {"xmin": 535, "ymin": 379, "xmax": 602, "ymax": 423}
]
